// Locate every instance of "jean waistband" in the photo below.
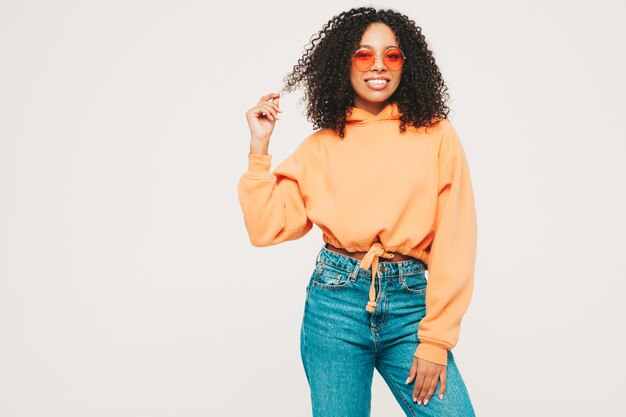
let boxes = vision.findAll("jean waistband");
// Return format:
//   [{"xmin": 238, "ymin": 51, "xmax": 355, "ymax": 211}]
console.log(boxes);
[{"xmin": 316, "ymin": 244, "xmax": 427, "ymax": 279}]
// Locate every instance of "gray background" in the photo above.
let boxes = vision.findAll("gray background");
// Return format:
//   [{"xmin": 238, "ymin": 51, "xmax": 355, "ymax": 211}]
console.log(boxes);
[{"xmin": 1, "ymin": 0, "xmax": 625, "ymax": 416}]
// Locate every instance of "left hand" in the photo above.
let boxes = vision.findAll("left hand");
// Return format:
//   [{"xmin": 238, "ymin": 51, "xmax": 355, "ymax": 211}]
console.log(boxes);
[{"xmin": 406, "ymin": 356, "xmax": 446, "ymax": 405}]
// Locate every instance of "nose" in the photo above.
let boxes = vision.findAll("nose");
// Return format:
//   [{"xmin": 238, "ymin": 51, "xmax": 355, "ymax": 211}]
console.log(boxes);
[{"xmin": 372, "ymin": 56, "xmax": 386, "ymax": 70}]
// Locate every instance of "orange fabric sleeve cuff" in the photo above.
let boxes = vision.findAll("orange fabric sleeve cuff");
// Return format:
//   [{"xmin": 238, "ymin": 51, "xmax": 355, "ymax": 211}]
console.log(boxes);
[
  {"xmin": 247, "ymin": 153, "xmax": 272, "ymax": 174},
  {"xmin": 414, "ymin": 342, "xmax": 448, "ymax": 366}
]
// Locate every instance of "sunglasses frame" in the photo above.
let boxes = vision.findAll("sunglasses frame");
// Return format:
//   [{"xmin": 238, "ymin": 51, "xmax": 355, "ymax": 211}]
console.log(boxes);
[{"xmin": 352, "ymin": 46, "xmax": 406, "ymax": 71}]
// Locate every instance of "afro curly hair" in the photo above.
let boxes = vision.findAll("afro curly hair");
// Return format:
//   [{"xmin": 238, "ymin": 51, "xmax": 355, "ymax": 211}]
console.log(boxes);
[{"xmin": 281, "ymin": 6, "xmax": 451, "ymax": 138}]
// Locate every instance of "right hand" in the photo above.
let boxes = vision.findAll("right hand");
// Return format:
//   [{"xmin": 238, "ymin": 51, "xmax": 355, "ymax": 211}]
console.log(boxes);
[{"xmin": 246, "ymin": 92, "xmax": 282, "ymax": 142}]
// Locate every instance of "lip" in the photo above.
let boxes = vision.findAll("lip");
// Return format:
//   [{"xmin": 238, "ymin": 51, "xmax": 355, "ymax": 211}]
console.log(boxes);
[{"xmin": 364, "ymin": 77, "xmax": 390, "ymax": 90}]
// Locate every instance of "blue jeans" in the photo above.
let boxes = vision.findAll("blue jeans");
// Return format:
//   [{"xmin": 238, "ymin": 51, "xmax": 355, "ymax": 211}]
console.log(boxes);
[{"xmin": 300, "ymin": 244, "xmax": 475, "ymax": 417}]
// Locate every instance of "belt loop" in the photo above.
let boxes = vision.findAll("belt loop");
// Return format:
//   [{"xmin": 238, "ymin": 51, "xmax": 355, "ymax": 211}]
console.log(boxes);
[
  {"xmin": 349, "ymin": 262, "xmax": 360, "ymax": 282},
  {"xmin": 399, "ymin": 264, "xmax": 404, "ymax": 285}
]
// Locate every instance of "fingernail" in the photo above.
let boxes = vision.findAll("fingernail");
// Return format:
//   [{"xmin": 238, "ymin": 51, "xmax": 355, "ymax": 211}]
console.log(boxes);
[
  {"xmin": 405, "ymin": 377, "xmax": 410, "ymax": 384},
  {"xmin": 438, "ymin": 394, "xmax": 443, "ymax": 400},
  {"xmin": 413, "ymin": 397, "xmax": 417, "ymax": 402},
  {"xmin": 424, "ymin": 399, "xmax": 429, "ymax": 406},
  {"xmin": 417, "ymin": 400, "xmax": 422, "ymax": 405}
]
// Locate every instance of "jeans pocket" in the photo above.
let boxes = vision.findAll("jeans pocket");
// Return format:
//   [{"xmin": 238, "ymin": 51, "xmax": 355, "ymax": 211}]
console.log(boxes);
[
  {"xmin": 310, "ymin": 262, "xmax": 352, "ymax": 289},
  {"xmin": 401, "ymin": 271, "xmax": 427, "ymax": 294}
]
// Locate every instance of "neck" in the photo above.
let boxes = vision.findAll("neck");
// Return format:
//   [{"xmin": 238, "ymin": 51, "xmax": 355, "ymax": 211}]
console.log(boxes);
[{"xmin": 353, "ymin": 97, "xmax": 388, "ymax": 116}]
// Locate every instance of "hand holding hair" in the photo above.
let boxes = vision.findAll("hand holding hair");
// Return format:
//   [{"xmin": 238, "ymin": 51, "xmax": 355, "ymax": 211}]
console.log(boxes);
[{"xmin": 245, "ymin": 92, "xmax": 283, "ymax": 148}]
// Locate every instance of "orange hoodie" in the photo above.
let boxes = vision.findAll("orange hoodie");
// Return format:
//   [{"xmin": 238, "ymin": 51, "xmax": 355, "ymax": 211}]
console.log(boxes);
[{"xmin": 237, "ymin": 102, "xmax": 477, "ymax": 366}]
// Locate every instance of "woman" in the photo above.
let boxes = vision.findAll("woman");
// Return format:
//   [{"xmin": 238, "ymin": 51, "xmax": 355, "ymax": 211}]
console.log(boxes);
[{"xmin": 237, "ymin": 7, "xmax": 477, "ymax": 417}]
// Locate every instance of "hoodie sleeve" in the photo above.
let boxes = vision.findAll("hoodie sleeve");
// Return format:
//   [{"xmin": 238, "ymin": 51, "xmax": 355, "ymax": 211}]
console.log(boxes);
[
  {"xmin": 414, "ymin": 120, "xmax": 478, "ymax": 366},
  {"xmin": 236, "ymin": 139, "xmax": 314, "ymax": 247}
]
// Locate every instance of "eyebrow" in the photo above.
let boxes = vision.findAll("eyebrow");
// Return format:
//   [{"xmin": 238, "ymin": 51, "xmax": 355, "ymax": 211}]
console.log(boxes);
[{"xmin": 358, "ymin": 44, "xmax": 399, "ymax": 49}]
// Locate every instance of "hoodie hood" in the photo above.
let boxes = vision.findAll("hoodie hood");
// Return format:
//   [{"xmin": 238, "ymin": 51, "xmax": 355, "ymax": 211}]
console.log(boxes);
[{"xmin": 346, "ymin": 101, "xmax": 402, "ymax": 125}]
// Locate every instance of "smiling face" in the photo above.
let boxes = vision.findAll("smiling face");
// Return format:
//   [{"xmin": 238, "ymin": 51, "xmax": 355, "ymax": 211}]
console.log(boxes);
[{"xmin": 350, "ymin": 22, "xmax": 403, "ymax": 115}]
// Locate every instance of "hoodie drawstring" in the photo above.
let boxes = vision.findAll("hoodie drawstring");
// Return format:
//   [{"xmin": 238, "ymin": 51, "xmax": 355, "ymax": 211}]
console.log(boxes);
[{"xmin": 359, "ymin": 242, "xmax": 395, "ymax": 313}]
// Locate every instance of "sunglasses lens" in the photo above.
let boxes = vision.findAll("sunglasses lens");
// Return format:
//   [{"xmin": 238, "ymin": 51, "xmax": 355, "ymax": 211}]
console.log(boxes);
[
  {"xmin": 384, "ymin": 48, "xmax": 404, "ymax": 70},
  {"xmin": 353, "ymin": 49, "xmax": 375, "ymax": 71}
]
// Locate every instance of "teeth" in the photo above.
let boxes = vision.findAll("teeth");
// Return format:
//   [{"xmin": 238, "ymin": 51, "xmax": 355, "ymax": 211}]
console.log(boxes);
[{"xmin": 366, "ymin": 79, "xmax": 388, "ymax": 84}]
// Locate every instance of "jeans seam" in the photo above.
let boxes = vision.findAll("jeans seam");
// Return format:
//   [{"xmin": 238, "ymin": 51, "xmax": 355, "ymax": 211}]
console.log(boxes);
[
  {"xmin": 379, "ymin": 361, "xmax": 417, "ymax": 417},
  {"xmin": 381, "ymin": 287, "xmax": 389, "ymax": 328},
  {"xmin": 403, "ymin": 287, "xmax": 426, "ymax": 294}
]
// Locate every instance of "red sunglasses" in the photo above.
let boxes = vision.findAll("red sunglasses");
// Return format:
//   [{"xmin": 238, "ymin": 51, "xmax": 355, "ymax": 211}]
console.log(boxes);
[{"xmin": 352, "ymin": 47, "xmax": 405, "ymax": 71}]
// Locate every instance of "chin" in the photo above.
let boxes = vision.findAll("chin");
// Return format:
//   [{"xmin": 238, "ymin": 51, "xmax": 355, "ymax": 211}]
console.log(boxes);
[{"xmin": 356, "ymin": 91, "xmax": 395, "ymax": 103}]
